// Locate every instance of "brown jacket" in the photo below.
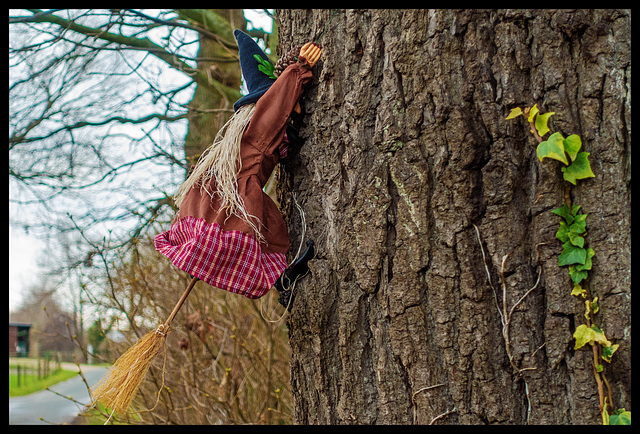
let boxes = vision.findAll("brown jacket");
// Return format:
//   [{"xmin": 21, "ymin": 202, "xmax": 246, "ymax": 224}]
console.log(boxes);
[{"xmin": 177, "ymin": 63, "xmax": 314, "ymax": 255}]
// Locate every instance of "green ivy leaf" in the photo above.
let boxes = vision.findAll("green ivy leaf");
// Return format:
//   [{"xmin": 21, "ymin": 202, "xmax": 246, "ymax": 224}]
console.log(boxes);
[
  {"xmin": 585, "ymin": 297, "xmax": 599, "ymax": 320},
  {"xmin": 556, "ymin": 221, "xmax": 570, "ymax": 243},
  {"xmin": 591, "ymin": 324, "xmax": 611, "ymax": 347},
  {"xmin": 602, "ymin": 399, "xmax": 631, "ymax": 425},
  {"xmin": 574, "ymin": 324, "xmax": 612, "ymax": 350},
  {"xmin": 569, "ymin": 213, "xmax": 587, "ymax": 234},
  {"xmin": 558, "ymin": 241, "xmax": 587, "ymax": 266},
  {"xmin": 590, "ymin": 297, "xmax": 599, "ymax": 315},
  {"xmin": 571, "ymin": 283, "xmax": 588, "ymax": 298},
  {"xmin": 573, "ymin": 324, "xmax": 593, "ymax": 349},
  {"xmin": 561, "ymin": 152, "xmax": 595, "ymax": 185},
  {"xmin": 568, "ymin": 232, "xmax": 585, "ymax": 248},
  {"xmin": 563, "ymin": 134, "xmax": 582, "ymax": 162},
  {"xmin": 534, "ymin": 111, "xmax": 555, "ymax": 137},
  {"xmin": 569, "ymin": 266, "xmax": 588, "ymax": 284},
  {"xmin": 537, "ymin": 132, "xmax": 569, "ymax": 165},
  {"xmin": 602, "ymin": 344, "xmax": 620, "ymax": 363},
  {"xmin": 584, "ymin": 299, "xmax": 591, "ymax": 320},
  {"xmin": 571, "ymin": 204, "xmax": 581, "ymax": 216},
  {"xmin": 575, "ymin": 248, "xmax": 595, "ymax": 272},
  {"xmin": 558, "ymin": 213, "xmax": 588, "ymax": 248},
  {"xmin": 506, "ymin": 107, "xmax": 523, "ymax": 120},
  {"xmin": 528, "ymin": 104, "xmax": 539, "ymax": 123},
  {"xmin": 551, "ymin": 203, "xmax": 579, "ymax": 224},
  {"xmin": 608, "ymin": 409, "xmax": 631, "ymax": 425}
]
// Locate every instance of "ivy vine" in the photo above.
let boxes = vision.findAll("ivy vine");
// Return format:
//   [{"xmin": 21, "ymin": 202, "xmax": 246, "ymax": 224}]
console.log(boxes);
[{"xmin": 507, "ymin": 105, "xmax": 630, "ymax": 425}]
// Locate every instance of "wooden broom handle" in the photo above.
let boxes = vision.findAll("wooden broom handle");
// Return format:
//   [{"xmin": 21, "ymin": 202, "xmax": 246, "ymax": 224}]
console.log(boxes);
[{"xmin": 164, "ymin": 276, "xmax": 199, "ymax": 329}]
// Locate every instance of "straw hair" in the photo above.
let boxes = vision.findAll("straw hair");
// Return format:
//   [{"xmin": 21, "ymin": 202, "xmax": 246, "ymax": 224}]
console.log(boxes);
[
  {"xmin": 90, "ymin": 325, "xmax": 168, "ymax": 414},
  {"xmin": 173, "ymin": 103, "xmax": 265, "ymax": 243}
]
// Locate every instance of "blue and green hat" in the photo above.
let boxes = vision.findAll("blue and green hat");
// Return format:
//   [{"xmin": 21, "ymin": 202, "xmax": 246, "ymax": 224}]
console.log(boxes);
[{"xmin": 233, "ymin": 29, "xmax": 276, "ymax": 112}]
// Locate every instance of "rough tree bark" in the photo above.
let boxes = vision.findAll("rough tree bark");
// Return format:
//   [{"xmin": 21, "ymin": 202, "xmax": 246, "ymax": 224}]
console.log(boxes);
[{"xmin": 275, "ymin": 9, "xmax": 630, "ymax": 424}]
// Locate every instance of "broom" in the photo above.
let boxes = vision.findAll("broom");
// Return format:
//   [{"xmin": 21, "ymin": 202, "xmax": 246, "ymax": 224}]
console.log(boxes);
[{"xmin": 90, "ymin": 276, "xmax": 199, "ymax": 414}]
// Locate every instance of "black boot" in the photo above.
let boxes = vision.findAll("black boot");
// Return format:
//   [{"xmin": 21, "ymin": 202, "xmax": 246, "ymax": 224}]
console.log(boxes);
[{"xmin": 275, "ymin": 239, "xmax": 315, "ymax": 310}]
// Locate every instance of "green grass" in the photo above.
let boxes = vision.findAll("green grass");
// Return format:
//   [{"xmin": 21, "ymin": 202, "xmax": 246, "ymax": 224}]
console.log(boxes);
[
  {"xmin": 71, "ymin": 402, "xmax": 138, "ymax": 425},
  {"xmin": 9, "ymin": 368, "xmax": 79, "ymax": 397}
]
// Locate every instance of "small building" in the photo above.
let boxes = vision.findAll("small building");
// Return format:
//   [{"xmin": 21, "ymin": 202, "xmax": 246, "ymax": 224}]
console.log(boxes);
[{"xmin": 9, "ymin": 322, "xmax": 31, "ymax": 357}]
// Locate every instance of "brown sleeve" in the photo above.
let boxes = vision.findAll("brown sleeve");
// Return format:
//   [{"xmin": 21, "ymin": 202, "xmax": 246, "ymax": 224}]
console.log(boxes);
[{"xmin": 242, "ymin": 62, "xmax": 313, "ymax": 154}]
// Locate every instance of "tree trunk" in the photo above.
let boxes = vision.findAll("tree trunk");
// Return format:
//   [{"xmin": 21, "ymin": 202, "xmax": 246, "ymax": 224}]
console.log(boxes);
[{"xmin": 276, "ymin": 9, "xmax": 630, "ymax": 424}]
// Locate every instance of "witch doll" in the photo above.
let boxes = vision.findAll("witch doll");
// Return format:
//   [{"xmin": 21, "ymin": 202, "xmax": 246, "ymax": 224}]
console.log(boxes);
[
  {"xmin": 155, "ymin": 29, "xmax": 320, "ymax": 307},
  {"xmin": 90, "ymin": 30, "xmax": 321, "ymax": 416}
]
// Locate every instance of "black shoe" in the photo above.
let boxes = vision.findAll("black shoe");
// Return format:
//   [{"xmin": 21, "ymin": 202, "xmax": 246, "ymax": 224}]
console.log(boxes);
[
  {"xmin": 274, "ymin": 240, "xmax": 315, "ymax": 309},
  {"xmin": 278, "ymin": 289, "xmax": 294, "ymax": 310}
]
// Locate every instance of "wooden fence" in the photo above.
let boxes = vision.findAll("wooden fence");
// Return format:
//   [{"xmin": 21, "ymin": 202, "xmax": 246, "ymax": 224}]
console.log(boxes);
[{"xmin": 11, "ymin": 353, "xmax": 62, "ymax": 387}]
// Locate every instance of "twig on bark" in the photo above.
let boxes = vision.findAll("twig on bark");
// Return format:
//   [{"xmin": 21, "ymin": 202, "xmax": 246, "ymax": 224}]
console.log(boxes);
[{"xmin": 473, "ymin": 224, "xmax": 546, "ymax": 424}]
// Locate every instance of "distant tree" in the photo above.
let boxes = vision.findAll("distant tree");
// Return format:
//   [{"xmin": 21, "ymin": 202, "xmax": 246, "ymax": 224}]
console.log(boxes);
[
  {"xmin": 87, "ymin": 317, "xmax": 116, "ymax": 360},
  {"xmin": 10, "ymin": 281, "xmax": 78, "ymax": 358}
]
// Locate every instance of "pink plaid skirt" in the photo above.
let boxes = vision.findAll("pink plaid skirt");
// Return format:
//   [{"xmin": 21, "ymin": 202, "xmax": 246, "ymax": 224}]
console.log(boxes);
[{"xmin": 154, "ymin": 216, "xmax": 287, "ymax": 299}]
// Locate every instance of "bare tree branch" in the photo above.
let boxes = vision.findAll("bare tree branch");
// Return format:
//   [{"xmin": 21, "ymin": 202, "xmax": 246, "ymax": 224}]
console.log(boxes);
[
  {"xmin": 10, "ymin": 113, "xmax": 188, "ymax": 145},
  {"xmin": 15, "ymin": 9, "xmax": 241, "ymax": 101}
]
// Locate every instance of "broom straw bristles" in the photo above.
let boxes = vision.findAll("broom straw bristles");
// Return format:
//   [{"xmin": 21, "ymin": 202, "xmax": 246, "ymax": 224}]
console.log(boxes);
[
  {"xmin": 91, "ymin": 277, "xmax": 199, "ymax": 414},
  {"xmin": 91, "ymin": 325, "xmax": 167, "ymax": 414}
]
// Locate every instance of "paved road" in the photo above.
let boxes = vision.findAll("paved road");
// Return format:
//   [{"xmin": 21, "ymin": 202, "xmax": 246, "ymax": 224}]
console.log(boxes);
[{"xmin": 9, "ymin": 364, "xmax": 108, "ymax": 425}]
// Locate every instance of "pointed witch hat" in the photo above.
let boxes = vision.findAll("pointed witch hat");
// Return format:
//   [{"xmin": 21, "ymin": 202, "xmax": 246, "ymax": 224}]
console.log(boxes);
[{"xmin": 233, "ymin": 29, "xmax": 276, "ymax": 112}]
